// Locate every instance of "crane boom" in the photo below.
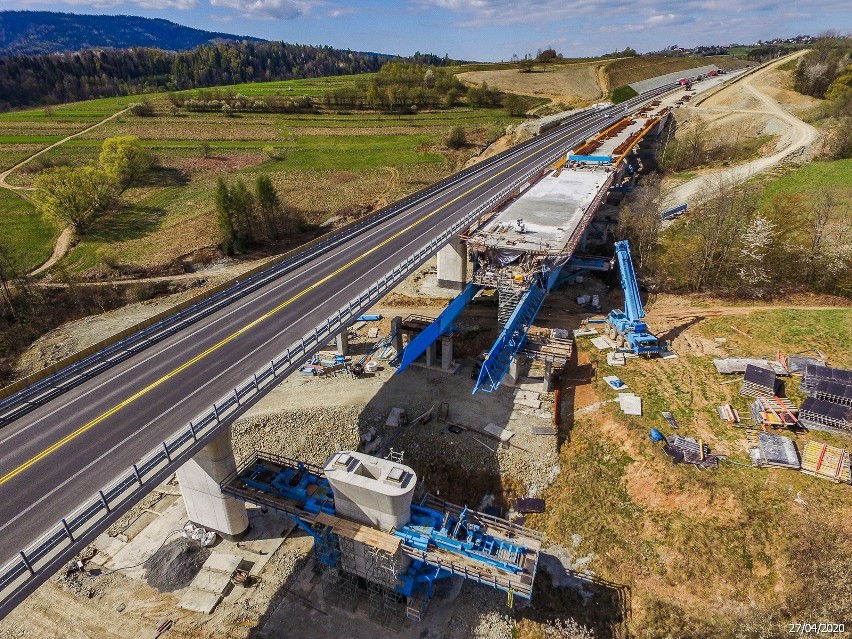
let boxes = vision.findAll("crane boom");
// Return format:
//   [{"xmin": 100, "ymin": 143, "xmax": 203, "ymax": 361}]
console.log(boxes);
[
  {"xmin": 605, "ymin": 239, "xmax": 659, "ymax": 356},
  {"xmin": 615, "ymin": 240, "xmax": 645, "ymax": 321}
]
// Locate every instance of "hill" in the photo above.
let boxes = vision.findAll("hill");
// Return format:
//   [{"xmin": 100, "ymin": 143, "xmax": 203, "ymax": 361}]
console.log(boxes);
[{"xmin": 0, "ymin": 10, "xmax": 264, "ymax": 56}]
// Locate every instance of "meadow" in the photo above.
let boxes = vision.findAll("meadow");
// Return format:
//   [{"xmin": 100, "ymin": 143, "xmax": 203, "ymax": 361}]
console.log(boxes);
[{"xmin": 0, "ymin": 74, "xmax": 518, "ymax": 274}]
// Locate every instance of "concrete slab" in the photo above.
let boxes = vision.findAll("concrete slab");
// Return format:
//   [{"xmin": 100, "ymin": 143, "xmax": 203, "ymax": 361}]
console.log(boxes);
[
  {"xmin": 385, "ymin": 407, "xmax": 406, "ymax": 427},
  {"xmin": 607, "ymin": 351, "xmax": 626, "ymax": 367},
  {"xmin": 591, "ymin": 336, "xmax": 613, "ymax": 350},
  {"xmin": 603, "ymin": 375, "xmax": 628, "ymax": 390},
  {"xmin": 202, "ymin": 552, "xmax": 242, "ymax": 576},
  {"xmin": 477, "ymin": 166, "xmax": 612, "ymax": 253},
  {"xmin": 190, "ymin": 567, "xmax": 234, "ymax": 596},
  {"xmin": 618, "ymin": 393, "xmax": 642, "ymax": 416},
  {"xmin": 179, "ymin": 588, "xmax": 222, "ymax": 614},
  {"xmin": 514, "ymin": 397, "xmax": 542, "ymax": 409}
]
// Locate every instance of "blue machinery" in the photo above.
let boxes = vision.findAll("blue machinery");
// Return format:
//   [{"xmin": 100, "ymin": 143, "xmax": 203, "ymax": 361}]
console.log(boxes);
[
  {"xmin": 221, "ymin": 453, "xmax": 541, "ymax": 614},
  {"xmin": 605, "ymin": 239, "xmax": 659, "ymax": 356}
]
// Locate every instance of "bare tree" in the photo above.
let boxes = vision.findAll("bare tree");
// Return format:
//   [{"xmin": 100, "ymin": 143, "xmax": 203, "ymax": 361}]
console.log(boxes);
[
  {"xmin": 690, "ymin": 175, "xmax": 756, "ymax": 292},
  {"xmin": 619, "ymin": 174, "xmax": 665, "ymax": 271}
]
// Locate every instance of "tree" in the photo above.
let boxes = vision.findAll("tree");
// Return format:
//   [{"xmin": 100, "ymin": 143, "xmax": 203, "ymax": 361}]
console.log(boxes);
[
  {"xmin": 504, "ymin": 93, "xmax": 527, "ymax": 117},
  {"xmin": 199, "ymin": 141, "xmax": 212, "ymax": 158},
  {"xmin": 736, "ymin": 214, "xmax": 776, "ymax": 296},
  {"xmin": 537, "ymin": 48, "xmax": 558, "ymax": 64},
  {"xmin": 215, "ymin": 178, "xmax": 236, "ymax": 254},
  {"xmin": 255, "ymin": 174, "xmax": 282, "ymax": 240},
  {"xmin": 99, "ymin": 136, "xmax": 153, "ymax": 190},
  {"xmin": 445, "ymin": 126, "xmax": 467, "ymax": 150},
  {"xmin": 619, "ymin": 175, "xmax": 665, "ymax": 271},
  {"xmin": 34, "ymin": 165, "xmax": 114, "ymax": 233}
]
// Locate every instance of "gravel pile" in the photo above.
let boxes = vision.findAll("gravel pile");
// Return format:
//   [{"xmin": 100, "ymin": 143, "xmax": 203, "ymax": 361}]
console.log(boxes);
[
  {"xmin": 445, "ymin": 585, "xmax": 515, "ymax": 639},
  {"xmin": 232, "ymin": 406, "xmax": 364, "ymax": 465},
  {"xmin": 144, "ymin": 536, "xmax": 210, "ymax": 592}
]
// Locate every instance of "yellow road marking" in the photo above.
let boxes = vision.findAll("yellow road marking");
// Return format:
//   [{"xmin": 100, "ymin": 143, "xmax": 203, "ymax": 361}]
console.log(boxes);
[{"xmin": 0, "ymin": 126, "xmax": 580, "ymax": 486}]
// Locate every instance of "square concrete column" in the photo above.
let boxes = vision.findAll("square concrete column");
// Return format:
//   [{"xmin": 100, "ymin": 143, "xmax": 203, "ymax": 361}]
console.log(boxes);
[
  {"xmin": 505, "ymin": 358, "xmax": 520, "ymax": 386},
  {"xmin": 543, "ymin": 360, "xmax": 553, "ymax": 393},
  {"xmin": 335, "ymin": 330, "xmax": 349, "ymax": 356},
  {"xmin": 426, "ymin": 341, "xmax": 435, "ymax": 367},
  {"xmin": 441, "ymin": 335, "xmax": 453, "ymax": 371},
  {"xmin": 176, "ymin": 428, "xmax": 249, "ymax": 538},
  {"xmin": 437, "ymin": 237, "xmax": 468, "ymax": 291},
  {"xmin": 391, "ymin": 317, "xmax": 403, "ymax": 355}
]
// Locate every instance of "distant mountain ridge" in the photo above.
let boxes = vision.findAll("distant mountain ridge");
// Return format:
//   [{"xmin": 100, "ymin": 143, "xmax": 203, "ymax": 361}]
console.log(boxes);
[{"xmin": 0, "ymin": 10, "xmax": 266, "ymax": 56}]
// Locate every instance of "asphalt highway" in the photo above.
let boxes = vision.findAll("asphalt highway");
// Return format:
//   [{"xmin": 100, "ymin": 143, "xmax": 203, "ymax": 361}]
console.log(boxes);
[{"xmin": 0, "ymin": 88, "xmax": 670, "ymax": 580}]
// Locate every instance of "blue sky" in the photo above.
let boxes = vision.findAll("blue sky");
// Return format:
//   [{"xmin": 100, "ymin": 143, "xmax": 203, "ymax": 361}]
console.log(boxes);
[{"xmin": 4, "ymin": 0, "xmax": 850, "ymax": 60}]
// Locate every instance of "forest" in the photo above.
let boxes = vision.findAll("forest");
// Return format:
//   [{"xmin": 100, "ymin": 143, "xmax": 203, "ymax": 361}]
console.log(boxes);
[{"xmin": 0, "ymin": 42, "xmax": 449, "ymax": 111}]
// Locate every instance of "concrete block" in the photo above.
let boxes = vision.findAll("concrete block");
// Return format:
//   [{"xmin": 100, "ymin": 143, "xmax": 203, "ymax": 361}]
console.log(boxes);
[
  {"xmin": 179, "ymin": 588, "xmax": 222, "ymax": 614},
  {"xmin": 514, "ymin": 397, "xmax": 542, "ymax": 409},
  {"xmin": 484, "ymin": 423, "xmax": 514, "ymax": 442},
  {"xmin": 618, "ymin": 393, "xmax": 642, "ymax": 416}
]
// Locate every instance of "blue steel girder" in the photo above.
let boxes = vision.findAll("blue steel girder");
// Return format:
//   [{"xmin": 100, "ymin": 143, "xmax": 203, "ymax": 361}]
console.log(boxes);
[
  {"xmin": 473, "ymin": 277, "xmax": 548, "ymax": 394},
  {"xmin": 395, "ymin": 282, "xmax": 482, "ymax": 373}
]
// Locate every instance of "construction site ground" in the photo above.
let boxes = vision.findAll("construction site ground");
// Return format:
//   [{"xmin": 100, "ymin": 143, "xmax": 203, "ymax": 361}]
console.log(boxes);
[
  {"xmin": 4, "ymin": 248, "xmax": 852, "ymax": 638},
  {"xmin": 664, "ymin": 52, "xmax": 822, "ymax": 207}
]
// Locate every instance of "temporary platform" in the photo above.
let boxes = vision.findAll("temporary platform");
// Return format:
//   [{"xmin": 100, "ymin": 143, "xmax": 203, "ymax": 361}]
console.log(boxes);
[
  {"xmin": 749, "ymin": 397, "xmax": 800, "ymax": 429},
  {"xmin": 221, "ymin": 450, "xmax": 542, "ymax": 620},
  {"xmin": 800, "ymin": 364, "xmax": 852, "ymax": 393}
]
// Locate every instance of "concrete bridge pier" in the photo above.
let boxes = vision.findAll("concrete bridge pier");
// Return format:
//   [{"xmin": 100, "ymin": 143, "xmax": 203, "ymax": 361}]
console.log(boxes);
[
  {"xmin": 335, "ymin": 330, "xmax": 349, "ymax": 356},
  {"xmin": 176, "ymin": 428, "xmax": 249, "ymax": 538},
  {"xmin": 437, "ymin": 237, "xmax": 468, "ymax": 291}
]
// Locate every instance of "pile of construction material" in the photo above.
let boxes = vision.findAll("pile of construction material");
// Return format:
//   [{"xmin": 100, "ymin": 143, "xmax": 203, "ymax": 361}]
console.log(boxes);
[
  {"xmin": 714, "ymin": 357, "xmax": 787, "ymax": 375},
  {"xmin": 659, "ymin": 433, "xmax": 720, "ymax": 469},
  {"xmin": 798, "ymin": 364, "xmax": 852, "ymax": 434},
  {"xmin": 800, "ymin": 441, "xmax": 852, "ymax": 483},
  {"xmin": 749, "ymin": 397, "xmax": 799, "ymax": 428},
  {"xmin": 739, "ymin": 364, "xmax": 782, "ymax": 398},
  {"xmin": 749, "ymin": 432, "xmax": 800, "ymax": 469}
]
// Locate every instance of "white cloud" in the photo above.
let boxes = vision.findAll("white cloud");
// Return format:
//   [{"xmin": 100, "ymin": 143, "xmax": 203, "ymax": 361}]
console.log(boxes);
[{"xmin": 208, "ymin": 0, "xmax": 316, "ymax": 19}]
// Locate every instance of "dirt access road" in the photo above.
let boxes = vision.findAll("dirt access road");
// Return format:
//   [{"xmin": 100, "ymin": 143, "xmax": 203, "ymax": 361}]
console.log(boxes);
[{"xmin": 664, "ymin": 51, "xmax": 819, "ymax": 207}]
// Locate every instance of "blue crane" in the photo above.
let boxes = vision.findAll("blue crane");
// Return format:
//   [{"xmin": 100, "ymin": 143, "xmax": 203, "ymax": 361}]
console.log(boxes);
[{"xmin": 605, "ymin": 240, "xmax": 660, "ymax": 356}]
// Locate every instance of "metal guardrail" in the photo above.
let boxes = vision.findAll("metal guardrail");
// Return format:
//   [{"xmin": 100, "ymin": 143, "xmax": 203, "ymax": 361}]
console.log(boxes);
[{"xmin": 0, "ymin": 84, "xmax": 682, "ymax": 616}]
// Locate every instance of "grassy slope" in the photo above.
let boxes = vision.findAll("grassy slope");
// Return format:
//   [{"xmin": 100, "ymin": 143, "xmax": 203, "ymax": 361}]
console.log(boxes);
[
  {"xmin": 526, "ymin": 305, "xmax": 852, "ymax": 638},
  {"xmin": 0, "ymin": 189, "xmax": 58, "ymax": 271},
  {"xmin": 605, "ymin": 55, "xmax": 751, "ymax": 89}
]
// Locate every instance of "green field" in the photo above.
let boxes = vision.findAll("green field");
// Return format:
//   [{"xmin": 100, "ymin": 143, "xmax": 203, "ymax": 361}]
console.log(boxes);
[
  {"xmin": 0, "ymin": 74, "xmax": 518, "ymax": 274},
  {"xmin": 0, "ymin": 189, "xmax": 58, "ymax": 271}
]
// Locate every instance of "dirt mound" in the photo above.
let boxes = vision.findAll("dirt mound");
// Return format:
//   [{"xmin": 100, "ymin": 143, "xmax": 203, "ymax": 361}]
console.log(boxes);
[
  {"xmin": 144, "ymin": 536, "xmax": 210, "ymax": 592},
  {"xmin": 457, "ymin": 63, "xmax": 603, "ymax": 104}
]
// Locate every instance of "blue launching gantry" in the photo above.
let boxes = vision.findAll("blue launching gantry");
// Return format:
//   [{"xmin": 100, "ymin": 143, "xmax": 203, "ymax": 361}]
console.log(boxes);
[{"xmin": 221, "ymin": 451, "xmax": 542, "ymax": 619}]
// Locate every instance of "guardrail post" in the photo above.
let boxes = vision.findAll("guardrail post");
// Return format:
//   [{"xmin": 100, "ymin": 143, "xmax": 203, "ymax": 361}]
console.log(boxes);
[
  {"xmin": 234, "ymin": 389, "xmax": 240, "ymax": 407},
  {"xmin": 98, "ymin": 490, "xmax": 111, "ymax": 513},
  {"xmin": 253, "ymin": 374, "xmax": 259, "ymax": 391},
  {"xmin": 132, "ymin": 464, "xmax": 143, "ymax": 486},
  {"xmin": 163, "ymin": 442, "xmax": 171, "ymax": 463},
  {"xmin": 61, "ymin": 518, "xmax": 74, "ymax": 542},
  {"xmin": 19, "ymin": 551, "xmax": 35, "ymax": 576},
  {"xmin": 189, "ymin": 421, "xmax": 197, "ymax": 442},
  {"xmin": 271, "ymin": 360, "xmax": 277, "ymax": 376},
  {"xmin": 213, "ymin": 404, "xmax": 220, "ymax": 423}
]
